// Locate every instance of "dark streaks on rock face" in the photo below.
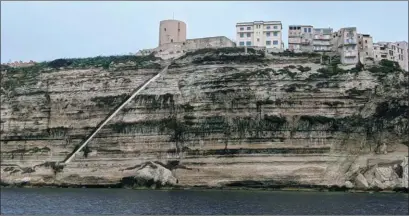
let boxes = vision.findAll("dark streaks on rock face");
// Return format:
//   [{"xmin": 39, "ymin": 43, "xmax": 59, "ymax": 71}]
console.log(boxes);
[{"xmin": 1, "ymin": 49, "xmax": 408, "ymax": 189}]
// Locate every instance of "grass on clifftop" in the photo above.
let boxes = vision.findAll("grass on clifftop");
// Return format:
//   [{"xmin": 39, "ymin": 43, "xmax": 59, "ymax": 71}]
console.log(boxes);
[{"xmin": 1, "ymin": 53, "xmax": 161, "ymax": 94}]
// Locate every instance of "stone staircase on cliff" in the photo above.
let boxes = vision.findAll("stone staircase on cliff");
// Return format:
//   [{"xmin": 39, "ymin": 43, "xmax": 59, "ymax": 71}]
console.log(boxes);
[{"xmin": 61, "ymin": 64, "xmax": 170, "ymax": 165}]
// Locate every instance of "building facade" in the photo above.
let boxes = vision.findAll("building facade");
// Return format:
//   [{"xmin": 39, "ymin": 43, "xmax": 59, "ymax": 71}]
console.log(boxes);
[
  {"xmin": 236, "ymin": 21, "xmax": 283, "ymax": 51},
  {"xmin": 2, "ymin": 60, "xmax": 36, "ymax": 68},
  {"xmin": 138, "ymin": 19, "xmax": 235, "ymax": 60},
  {"xmin": 159, "ymin": 19, "xmax": 187, "ymax": 46},
  {"xmin": 313, "ymin": 28, "xmax": 333, "ymax": 52},
  {"xmin": 332, "ymin": 27, "xmax": 359, "ymax": 65},
  {"xmin": 288, "ymin": 25, "xmax": 314, "ymax": 52},
  {"xmin": 358, "ymin": 34, "xmax": 374, "ymax": 63},
  {"xmin": 373, "ymin": 41, "xmax": 408, "ymax": 71}
]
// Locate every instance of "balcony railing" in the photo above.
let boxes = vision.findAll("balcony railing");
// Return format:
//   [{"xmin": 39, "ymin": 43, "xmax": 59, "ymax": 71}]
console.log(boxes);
[
  {"xmin": 313, "ymin": 35, "xmax": 331, "ymax": 40},
  {"xmin": 344, "ymin": 39, "xmax": 357, "ymax": 45},
  {"xmin": 344, "ymin": 51, "xmax": 357, "ymax": 57},
  {"xmin": 313, "ymin": 41, "xmax": 331, "ymax": 46}
]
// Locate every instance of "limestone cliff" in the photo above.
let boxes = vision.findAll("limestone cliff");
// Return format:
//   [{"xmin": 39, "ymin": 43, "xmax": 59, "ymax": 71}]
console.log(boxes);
[{"xmin": 1, "ymin": 48, "xmax": 408, "ymax": 191}]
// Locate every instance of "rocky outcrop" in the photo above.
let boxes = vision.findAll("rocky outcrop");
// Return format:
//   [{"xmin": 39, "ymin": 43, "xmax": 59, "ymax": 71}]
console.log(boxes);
[
  {"xmin": 1, "ymin": 49, "xmax": 408, "ymax": 191},
  {"xmin": 120, "ymin": 162, "xmax": 177, "ymax": 188},
  {"xmin": 402, "ymin": 157, "xmax": 408, "ymax": 188}
]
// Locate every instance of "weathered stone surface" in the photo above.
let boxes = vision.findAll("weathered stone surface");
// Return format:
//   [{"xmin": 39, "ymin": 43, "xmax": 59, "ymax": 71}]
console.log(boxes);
[
  {"xmin": 1, "ymin": 50, "xmax": 408, "ymax": 190},
  {"xmin": 355, "ymin": 173, "xmax": 369, "ymax": 189},
  {"xmin": 402, "ymin": 157, "xmax": 408, "ymax": 188},
  {"xmin": 133, "ymin": 162, "xmax": 177, "ymax": 186},
  {"xmin": 345, "ymin": 181, "xmax": 354, "ymax": 189}
]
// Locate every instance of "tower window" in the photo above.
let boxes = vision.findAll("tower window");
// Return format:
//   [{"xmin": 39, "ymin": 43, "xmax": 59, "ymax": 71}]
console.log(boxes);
[
  {"xmin": 164, "ymin": 28, "xmax": 166, "ymax": 31},
  {"xmin": 171, "ymin": 39, "xmax": 173, "ymax": 43}
]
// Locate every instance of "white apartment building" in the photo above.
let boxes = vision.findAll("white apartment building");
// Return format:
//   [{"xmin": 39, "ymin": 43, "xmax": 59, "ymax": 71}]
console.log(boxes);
[
  {"xmin": 332, "ymin": 27, "xmax": 359, "ymax": 65},
  {"xmin": 236, "ymin": 21, "xmax": 283, "ymax": 51},
  {"xmin": 288, "ymin": 25, "xmax": 314, "ymax": 52},
  {"xmin": 358, "ymin": 34, "xmax": 374, "ymax": 63},
  {"xmin": 373, "ymin": 41, "xmax": 408, "ymax": 71},
  {"xmin": 313, "ymin": 28, "xmax": 333, "ymax": 52}
]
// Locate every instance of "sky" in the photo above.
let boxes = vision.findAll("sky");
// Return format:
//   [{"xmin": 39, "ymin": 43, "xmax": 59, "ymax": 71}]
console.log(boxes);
[{"xmin": 1, "ymin": 1, "xmax": 408, "ymax": 63}]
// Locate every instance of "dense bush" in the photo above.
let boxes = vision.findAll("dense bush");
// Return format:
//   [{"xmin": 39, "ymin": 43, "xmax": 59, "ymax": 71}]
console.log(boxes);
[
  {"xmin": 47, "ymin": 54, "xmax": 160, "ymax": 69},
  {"xmin": 368, "ymin": 59, "xmax": 402, "ymax": 74},
  {"xmin": 297, "ymin": 65, "xmax": 311, "ymax": 72},
  {"xmin": 270, "ymin": 50, "xmax": 320, "ymax": 58}
]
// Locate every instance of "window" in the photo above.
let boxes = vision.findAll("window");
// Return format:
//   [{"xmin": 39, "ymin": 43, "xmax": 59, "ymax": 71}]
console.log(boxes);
[
  {"xmin": 376, "ymin": 55, "xmax": 378, "ymax": 58},
  {"xmin": 247, "ymin": 33, "xmax": 251, "ymax": 37},
  {"xmin": 308, "ymin": 28, "xmax": 311, "ymax": 33},
  {"xmin": 267, "ymin": 26, "xmax": 270, "ymax": 29},
  {"xmin": 239, "ymin": 41, "xmax": 245, "ymax": 46},
  {"xmin": 164, "ymin": 28, "xmax": 166, "ymax": 31},
  {"xmin": 366, "ymin": 52, "xmax": 368, "ymax": 55},
  {"xmin": 273, "ymin": 32, "xmax": 278, "ymax": 36},
  {"xmin": 289, "ymin": 26, "xmax": 293, "ymax": 30},
  {"xmin": 266, "ymin": 41, "xmax": 271, "ymax": 45},
  {"xmin": 240, "ymin": 33, "xmax": 244, "ymax": 38},
  {"xmin": 257, "ymin": 38, "xmax": 260, "ymax": 42},
  {"xmin": 273, "ymin": 26, "xmax": 278, "ymax": 29},
  {"xmin": 297, "ymin": 26, "xmax": 301, "ymax": 30},
  {"xmin": 365, "ymin": 40, "xmax": 367, "ymax": 43},
  {"xmin": 273, "ymin": 40, "xmax": 278, "ymax": 45},
  {"xmin": 304, "ymin": 28, "xmax": 307, "ymax": 33},
  {"xmin": 171, "ymin": 39, "xmax": 173, "ymax": 43},
  {"xmin": 246, "ymin": 41, "xmax": 251, "ymax": 46},
  {"xmin": 266, "ymin": 32, "xmax": 270, "ymax": 37},
  {"xmin": 240, "ymin": 27, "xmax": 244, "ymax": 31},
  {"xmin": 247, "ymin": 26, "xmax": 251, "ymax": 30}
]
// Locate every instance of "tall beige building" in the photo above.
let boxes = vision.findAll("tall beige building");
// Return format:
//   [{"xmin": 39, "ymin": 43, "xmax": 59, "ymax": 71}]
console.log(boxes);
[
  {"xmin": 373, "ymin": 41, "xmax": 408, "ymax": 71},
  {"xmin": 236, "ymin": 21, "xmax": 283, "ymax": 51},
  {"xmin": 358, "ymin": 34, "xmax": 374, "ymax": 63},
  {"xmin": 288, "ymin": 25, "xmax": 314, "ymax": 52},
  {"xmin": 332, "ymin": 27, "xmax": 359, "ymax": 65},
  {"xmin": 159, "ymin": 19, "xmax": 187, "ymax": 46},
  {"xmin": 313, "ymin": 28, "xmax": 333, "ymax": 52}
]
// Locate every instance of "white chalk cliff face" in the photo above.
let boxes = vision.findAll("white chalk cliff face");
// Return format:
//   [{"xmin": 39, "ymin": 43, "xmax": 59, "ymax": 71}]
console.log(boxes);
[{"xmin": 1, "ymin": 49, "xmax": 408, "ymax": 190}]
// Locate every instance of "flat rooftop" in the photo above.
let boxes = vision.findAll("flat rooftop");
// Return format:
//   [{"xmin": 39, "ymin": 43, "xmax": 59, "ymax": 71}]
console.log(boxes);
[{"xmin": 236, "ymin": 21, "xmax": 282, "ymax": 26}]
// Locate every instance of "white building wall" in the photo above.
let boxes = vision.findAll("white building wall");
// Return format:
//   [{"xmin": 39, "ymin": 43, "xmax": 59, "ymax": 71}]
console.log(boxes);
[{"xmin": 236, "ymin": 21, "xmax": 283, "ymax": 51}]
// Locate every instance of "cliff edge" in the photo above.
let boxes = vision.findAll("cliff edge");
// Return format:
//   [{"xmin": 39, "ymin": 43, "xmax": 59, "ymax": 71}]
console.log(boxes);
[{"xmin": 1, "ymin": 48, "xmax": 408, "ymax": 191}]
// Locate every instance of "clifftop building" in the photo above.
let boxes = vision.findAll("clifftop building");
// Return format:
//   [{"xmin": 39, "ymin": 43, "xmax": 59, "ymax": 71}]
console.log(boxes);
[
  {"xmin": 313, "ymin": 28, "xmax": 333, "ymax": 52},
  {"xmin": 2, "ymin": 60, "xmax": 36, "ymax": 68},
  {"xmin": 137, "ymin": 19, "xmax": 235, "ymax": 59},
  {"xmin": 159, "ymin": 19, "xmax": 187, "ymax": 46},
  {"xmin": 373, "ymin": 41, "xmax": 408, "ymax": 71},
  {"xmin": 332, "ymin": 27, "xmax": 359, "ymax": 65},
  {"xmin": 288, "ymin": 25, "xmax": 314, "ymax": 52},
  {"xmin": 236, "ymin": 21, "xmax": 283, "ymax": 51},
  {"xmin": 358, "ymin": 34, "xmax": 374, "ymax": 63}
]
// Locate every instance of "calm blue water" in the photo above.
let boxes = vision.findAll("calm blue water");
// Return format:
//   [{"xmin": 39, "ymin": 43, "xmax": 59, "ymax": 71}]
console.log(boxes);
[{"xmin": 1, "ymin": 188, "xmax": 408, "ymax": 215}]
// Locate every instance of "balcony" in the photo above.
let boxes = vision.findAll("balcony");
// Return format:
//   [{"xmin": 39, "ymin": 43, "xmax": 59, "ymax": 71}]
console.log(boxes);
[
  {"xmin": 313, "ymin": 40, "xmax": 331, "ymax": 46},
  {"xmin": 344, "ymin": 39, "xmax": 357, "ymax": 45},
  {"xmin": 313, "ymin": 35, "xmax": 331, "ymax": 40},
  {"xmin": 344, "ymin": 51, "xmax": 357, "ymax": 57},
  {"xmin": 300, "ymin": 41, "xmax": 311, "ymax": 45}
]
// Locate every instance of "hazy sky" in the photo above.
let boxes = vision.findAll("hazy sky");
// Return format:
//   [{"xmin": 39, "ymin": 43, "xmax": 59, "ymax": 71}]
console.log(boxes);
[{"xmin": 1, "ymin": 1, "xmax": 408, "ymax": 63}]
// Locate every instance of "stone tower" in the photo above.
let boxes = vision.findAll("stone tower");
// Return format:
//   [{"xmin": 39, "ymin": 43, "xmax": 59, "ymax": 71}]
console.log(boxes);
[{"xmin": 159, "ymin": 19, "xmax": 187, "ymax": 46}]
